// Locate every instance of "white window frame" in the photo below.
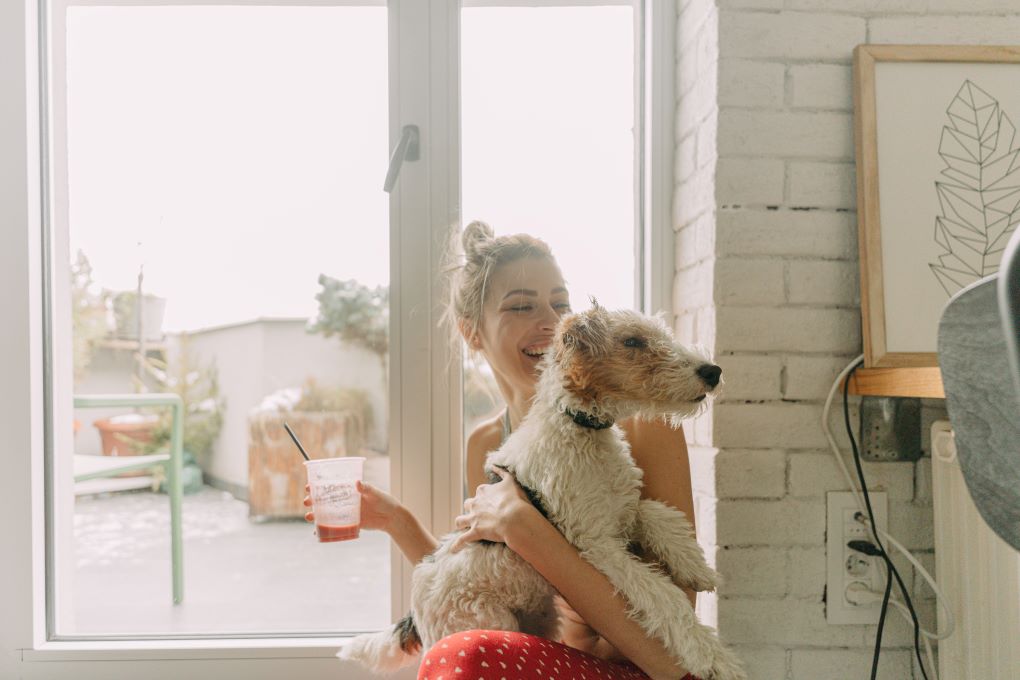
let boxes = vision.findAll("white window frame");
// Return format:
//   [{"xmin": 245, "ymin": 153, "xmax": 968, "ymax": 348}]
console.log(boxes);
[{"xmin": 0, "ymin": 0, "xmax": 674, "ymax": 676}]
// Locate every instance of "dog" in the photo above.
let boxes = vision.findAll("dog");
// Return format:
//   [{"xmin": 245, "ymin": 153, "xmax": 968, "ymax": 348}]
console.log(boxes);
[{"xmin": 339, "ymin": 304, "xmax": 746, "ymax": 680}]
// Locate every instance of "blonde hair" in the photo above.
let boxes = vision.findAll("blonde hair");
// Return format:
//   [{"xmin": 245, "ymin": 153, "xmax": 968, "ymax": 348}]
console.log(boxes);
[{"xmin": 442, "ymin": 220, "xmax": 556, "ymax": 347}]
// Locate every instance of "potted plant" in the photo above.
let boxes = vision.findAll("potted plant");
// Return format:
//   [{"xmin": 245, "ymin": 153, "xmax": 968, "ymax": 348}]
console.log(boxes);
[
  {"xmin": 247, "ymin": 378, "xmax": 373, "ymax": 519},
  {"xmin": 138, "ymin": 339, "xmax": 226, "ymax": 494},
  {"xmin": 70, "ymin": 250, "xmax": 111, "ymax": 387}
]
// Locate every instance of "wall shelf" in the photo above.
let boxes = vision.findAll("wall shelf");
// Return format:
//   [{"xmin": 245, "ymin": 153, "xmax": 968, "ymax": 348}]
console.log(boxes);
[{"xmin": 844, "ymin": 366, "xmax": 944, "ymax": 399}]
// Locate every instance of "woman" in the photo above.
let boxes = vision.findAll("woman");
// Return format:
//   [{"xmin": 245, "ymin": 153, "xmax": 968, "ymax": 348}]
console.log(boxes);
[{"xmin": 307, "ymin": 222, "xmax": 700, "ymax": 680}]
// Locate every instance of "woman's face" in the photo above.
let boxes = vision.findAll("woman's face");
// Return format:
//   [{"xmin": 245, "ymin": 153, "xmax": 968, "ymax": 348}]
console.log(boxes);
[{"xmin": 472, "ymin": 256, "xmax": 572, "ymax": 396}]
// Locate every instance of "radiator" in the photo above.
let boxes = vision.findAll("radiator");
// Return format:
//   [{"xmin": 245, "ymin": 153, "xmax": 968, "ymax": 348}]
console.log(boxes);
[{"xmin": 931, "ymin": 420, "xmax": 1020, "ymax": 680}]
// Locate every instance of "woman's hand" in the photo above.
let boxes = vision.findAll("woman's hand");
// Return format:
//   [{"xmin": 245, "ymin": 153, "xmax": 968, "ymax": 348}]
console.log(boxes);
[
  {"xmin": 303, "ymin": 480, "xmax": 403, "ymax": 533},
  {"xmin": 554, "ymin": 594, "xmax": 627, "ymax": 661},
  {"xmin": 449, "ymin": 466, "xmax": 534, "ymax": 552}
]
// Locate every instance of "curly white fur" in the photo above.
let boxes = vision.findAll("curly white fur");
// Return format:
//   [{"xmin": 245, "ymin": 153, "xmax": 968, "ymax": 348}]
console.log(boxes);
[{"xmin": 339, "ymin": 306, "xmax": 746, "ymax": 680}]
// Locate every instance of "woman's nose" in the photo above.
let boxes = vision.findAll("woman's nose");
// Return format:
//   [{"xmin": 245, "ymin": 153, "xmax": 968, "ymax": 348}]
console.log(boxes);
[{"xmin": 538, "ymin": 304, "xmax": 560, "ymax": 330}]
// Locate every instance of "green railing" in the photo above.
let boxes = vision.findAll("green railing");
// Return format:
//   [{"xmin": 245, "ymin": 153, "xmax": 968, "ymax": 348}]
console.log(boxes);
[{"xmin": 74, "ymin": 393, "xmax": 184, "ymax": 605}]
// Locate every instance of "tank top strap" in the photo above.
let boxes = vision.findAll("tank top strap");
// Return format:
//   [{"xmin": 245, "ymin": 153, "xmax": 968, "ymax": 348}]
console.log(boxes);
[{"xmin": 501, "ymin": 406, "xmax": 512, "ymax": 444}]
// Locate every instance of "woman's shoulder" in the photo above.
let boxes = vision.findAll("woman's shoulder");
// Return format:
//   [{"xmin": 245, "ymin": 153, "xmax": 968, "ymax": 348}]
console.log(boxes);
[
  {"xmin": 467, "ymin": 411, "xmax": 504, "ymax": 455},
  {"xmin": 618, "ymin": 416, "xmax": 692, "ymax": 503}
]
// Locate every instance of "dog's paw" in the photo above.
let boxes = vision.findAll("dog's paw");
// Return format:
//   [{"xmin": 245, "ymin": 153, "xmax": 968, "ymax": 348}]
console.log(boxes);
[{"xmin": 678, "ymin": 564, "xmax": 722, "ymax": 593}]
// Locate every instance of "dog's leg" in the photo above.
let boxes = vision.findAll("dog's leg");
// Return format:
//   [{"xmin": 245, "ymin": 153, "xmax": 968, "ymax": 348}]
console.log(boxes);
[
  {"xmin": 633, "ymin": 498, "xmax": 721, "ymax": 592},
  {"xmin": 580, "ymin": 541, "xmax": 747, "ymax": 680}
]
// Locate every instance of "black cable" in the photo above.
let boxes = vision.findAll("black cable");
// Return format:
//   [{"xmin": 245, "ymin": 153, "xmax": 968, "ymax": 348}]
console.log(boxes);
[{"xmin": 843, "ymin": 361, "xmax": 929, "ymax": 680}]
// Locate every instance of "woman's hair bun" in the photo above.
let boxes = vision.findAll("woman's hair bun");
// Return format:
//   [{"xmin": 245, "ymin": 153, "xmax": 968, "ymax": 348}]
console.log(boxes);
[{"xmin": 462, "ymin": 220, "xmax": 495, "ymax": 261}]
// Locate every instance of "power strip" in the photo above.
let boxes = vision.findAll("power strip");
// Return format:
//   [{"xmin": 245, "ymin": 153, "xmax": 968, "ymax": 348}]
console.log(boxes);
[{"xmin": 826, "ymin": 491, "xmax": 888, "ymax": 624}]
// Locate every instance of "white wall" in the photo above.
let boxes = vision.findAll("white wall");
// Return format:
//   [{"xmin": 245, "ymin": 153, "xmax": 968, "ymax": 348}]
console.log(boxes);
[
  {"xmin": 182, "ymin": 318, "xmax": 387, "ymax": 495},
  {"xmin": 673, "ymin": 1, "xmax": 1020, "ymax": 678}
]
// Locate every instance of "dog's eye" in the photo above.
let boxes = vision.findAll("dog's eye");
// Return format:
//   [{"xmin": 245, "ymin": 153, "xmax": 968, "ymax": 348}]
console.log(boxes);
[{"xmin": 623, "ymin": 337, "xmax": 646, "ymax": 349}]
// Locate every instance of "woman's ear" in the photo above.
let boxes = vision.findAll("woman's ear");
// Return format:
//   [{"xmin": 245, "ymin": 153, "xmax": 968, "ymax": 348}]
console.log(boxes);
[{"xmin": 458, "ymin": 318, "xmax": 482, "ymax": 350}]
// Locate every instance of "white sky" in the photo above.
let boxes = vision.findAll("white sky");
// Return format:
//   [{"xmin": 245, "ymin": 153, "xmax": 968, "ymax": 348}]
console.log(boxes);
[{"xmin": 66, "ymin": 5, "xmax": 634, "ymax": 333}]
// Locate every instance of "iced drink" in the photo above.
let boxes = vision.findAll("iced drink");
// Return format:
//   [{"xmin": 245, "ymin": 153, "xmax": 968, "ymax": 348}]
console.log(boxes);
[{"xmin": 304, "ymin": 457, "xmax": 365, "ymax": 543}]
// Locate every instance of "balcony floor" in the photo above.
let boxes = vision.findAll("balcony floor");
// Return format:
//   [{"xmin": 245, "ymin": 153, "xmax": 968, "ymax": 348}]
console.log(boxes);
[{"xmin": 67, "ymin": 458, "xmax": 391, "ymax": 637}]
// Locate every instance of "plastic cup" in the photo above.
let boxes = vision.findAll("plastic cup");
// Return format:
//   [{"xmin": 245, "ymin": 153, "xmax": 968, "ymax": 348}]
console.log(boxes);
[{"xmin": 304, "ymin": 457, "xmax": 365, "ymax": 543}]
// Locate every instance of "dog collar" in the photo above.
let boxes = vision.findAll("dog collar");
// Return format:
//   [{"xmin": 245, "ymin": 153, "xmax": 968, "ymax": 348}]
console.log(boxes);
[{"xmin": 563, "ymin": 407, "xmax": 614, "ymax": 430}]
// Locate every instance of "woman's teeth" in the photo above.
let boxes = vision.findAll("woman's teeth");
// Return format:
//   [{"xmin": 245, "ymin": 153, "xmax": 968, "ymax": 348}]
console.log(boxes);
[{"xmin": 522, "ymin": 346, "xmax": 547, "ymax": 357}]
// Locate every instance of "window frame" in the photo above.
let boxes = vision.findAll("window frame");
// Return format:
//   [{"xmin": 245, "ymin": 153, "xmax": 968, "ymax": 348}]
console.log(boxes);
[{"xmin": 0, "ymin": 0, "xmax": 675, "ymax": 674}]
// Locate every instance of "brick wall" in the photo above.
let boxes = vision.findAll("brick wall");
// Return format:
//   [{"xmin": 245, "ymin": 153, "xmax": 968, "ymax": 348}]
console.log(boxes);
[{"xmin": 672, "ymin": 1, "xmax": 1020, "ymax": 677}]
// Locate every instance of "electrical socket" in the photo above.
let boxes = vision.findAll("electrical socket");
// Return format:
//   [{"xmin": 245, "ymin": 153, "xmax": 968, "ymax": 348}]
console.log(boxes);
[{"xmin": 826, "ymin": 491, "xmax": 888, "ymax": 625}]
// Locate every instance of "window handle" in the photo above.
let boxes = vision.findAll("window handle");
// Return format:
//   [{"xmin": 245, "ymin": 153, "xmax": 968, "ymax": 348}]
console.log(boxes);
[{"xmin": 383, "ymin": 124, "xmax": 420, "ymax": 193}]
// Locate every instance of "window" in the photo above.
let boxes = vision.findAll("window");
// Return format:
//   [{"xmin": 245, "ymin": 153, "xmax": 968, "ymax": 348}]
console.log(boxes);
[{"xmin": 1, "ymin": 0, "xmax": 674, "ymax": 675}]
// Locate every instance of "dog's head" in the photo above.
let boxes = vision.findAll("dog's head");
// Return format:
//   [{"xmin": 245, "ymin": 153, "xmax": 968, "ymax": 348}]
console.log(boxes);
[{"xmin": 546, "ymin": 303, "xmax": 721, "ymax": 423}]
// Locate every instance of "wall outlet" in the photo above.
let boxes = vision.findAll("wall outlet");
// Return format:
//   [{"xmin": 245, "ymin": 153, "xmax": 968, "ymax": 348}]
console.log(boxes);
[{"xmin": 826, "ymin": 491, "xmax": 888, "ymax": 625}]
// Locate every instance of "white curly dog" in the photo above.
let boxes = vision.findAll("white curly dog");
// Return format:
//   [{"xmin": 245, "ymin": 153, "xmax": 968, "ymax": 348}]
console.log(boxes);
[{"xmin": 339, "ymin": 304, "xmax": 746, "ymax": 680}]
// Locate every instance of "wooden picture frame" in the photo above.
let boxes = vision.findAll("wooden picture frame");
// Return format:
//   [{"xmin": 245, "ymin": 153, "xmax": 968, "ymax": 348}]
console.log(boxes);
[{"xmin": 853, "ymin": 44, "xmax": 1020, "ymax": 368}]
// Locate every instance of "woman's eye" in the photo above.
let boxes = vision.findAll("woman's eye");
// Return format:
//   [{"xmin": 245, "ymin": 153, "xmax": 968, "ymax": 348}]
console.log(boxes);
[
  {"xmin": 509, "ymin": 305, "xmax": 532, "ymax": 313},
  {"xmin": 554, "ymin": 303, "xmax": 571, "ymax": 312},
  {"xmin": 623, "ymin": 337, "xmax": 646, "ymax": 348}
]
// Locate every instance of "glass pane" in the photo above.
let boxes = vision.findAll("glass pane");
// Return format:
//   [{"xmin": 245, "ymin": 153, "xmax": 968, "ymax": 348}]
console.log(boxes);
[
  {"xmin": 60, "ymin": 5, "xmax": 390, "ymax": 636},
  {"xmin": 460, "ymin": 4, "xmax": 637, "ymax": 434}
]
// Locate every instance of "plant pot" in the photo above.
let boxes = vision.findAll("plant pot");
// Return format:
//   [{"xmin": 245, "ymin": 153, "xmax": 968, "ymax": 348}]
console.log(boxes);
[
  {"xmin": 93, "ymin": 414, "xmax": 160, "ymax": 477},
  {"xmin": 112, "ymin": 292, "xmax": 166, "ymax": 341}
]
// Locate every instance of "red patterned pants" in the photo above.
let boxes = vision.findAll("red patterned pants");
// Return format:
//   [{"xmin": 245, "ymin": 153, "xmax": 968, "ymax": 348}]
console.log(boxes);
[{"xmin": 417, "ymin": 630, "xmax": 698, "ymax": 680}]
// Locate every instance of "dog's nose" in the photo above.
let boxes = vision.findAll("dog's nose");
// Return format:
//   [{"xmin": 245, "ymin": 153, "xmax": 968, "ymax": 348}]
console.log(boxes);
[{"xmin": 697, "ymin": 364, "xmax": 722, "ymax": 388}]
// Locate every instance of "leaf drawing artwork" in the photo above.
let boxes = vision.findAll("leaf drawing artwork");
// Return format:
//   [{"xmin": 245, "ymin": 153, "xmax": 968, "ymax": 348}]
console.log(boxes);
[{"xmin": 930, "ymin": 80, "xmax": 1020, "ymax": 296}]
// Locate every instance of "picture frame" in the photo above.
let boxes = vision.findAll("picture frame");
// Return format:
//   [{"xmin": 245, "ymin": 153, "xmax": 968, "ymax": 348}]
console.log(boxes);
[{"xmin": 853, "ymin": 44, "xmax": 1020, "ymax": 368}]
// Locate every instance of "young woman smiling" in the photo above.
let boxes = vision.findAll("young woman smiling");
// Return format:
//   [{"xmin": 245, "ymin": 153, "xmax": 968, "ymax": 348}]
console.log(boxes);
[{"xmin": 308, "ymin": 222, "xmax": 702, "ymax": 680}]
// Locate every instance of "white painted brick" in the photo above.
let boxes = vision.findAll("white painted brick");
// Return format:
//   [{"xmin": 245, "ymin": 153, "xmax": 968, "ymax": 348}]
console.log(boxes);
[
  {"xmin": 791, "ymin": 648, "xmax": 913, "ymax": 680},
  {"xmin": 787, "ymin": 161, "xmax": 856, "ymax": 210},
  {"xmin": 786, "ymin": 259, "xmax": 859, "ymax": 306},
  {"xmin": 716, "ymin": 547, "xmax": 788, "ymax": 596},
  {"xmin": 784, "ymin": 354, "xmax": 858, "ymax": 401},
  {"xmin": 676, "ymin": 132, "xmax": 697, "ymax": 184},
  {"xmin": 676, "ymin": 261, "xmax": 715, "ymax": 309},
  {"xmin": 719, "ymin": 110, "xmax": 853, "ymax": 159},
  {"xmin": 717, "ymin": 353, "xmax": 782, "ymax": 401},
  {"xmin": 914, "ymin": 648, "xmax": 939, "ymax": 680},
  {"xmin": 676, "ymin": 222, "xmax": 700, "ymax": 269},
  {"xmin": 730, "ymin": 646, "xmax": 787, "ymax": 680},
  {"xmin": 717, "ymin": 158, "xmax": 785, "ymax": 206},
  {"xmin": 677, "ymin": 85, "xmax": 715, "ymax": 142},
  {"xmin": 680, "ymin": 0, "xmax": 717, "ymax": 52},
  {"xmin": 719, "ymin": 59, "xmax": 785, "ymax": 109},
  {"xmin": 716, "ymin": 306, "xmax": 861, "ymax": 353},
  {"xmin": 717, "ymin": 449, "xmax": 786, "ymax": 498},
  {"xmin": 787, "ymin": 546, "xmax": 826, "ymax": 598},
  {"xmin": 716, "ymin": 209, "xmax": 856, "ymax": 260},
  {"xmin": 688, "ymin": 444, "xmax": 719, "ymax": 498},
  {"xmin": 676, "ymin": 167, "xmax": 715, "ymax": 228},
  {"xmin": 790, "ymin": 63, "xmax": 853, "ymax": 110},
  {"xmin": 717, "ymin": 0, "xmax": 783, "ymax": 9},
  {"xmin": 677, "ymin": 311, "xmax": 697, "ymax": 345},
  {"xmin": 696, "ymin": 109, "xmax": 719, "ymax": 171},
  {"xmin": 914, "ymin": 456, "xmax": 931, "ymax": 503},
  {"xmin": 912, "ymin": 550, "xmax": 936, "ymax": 601},
  {"xmin": 870, "ymin": 16, "xmax": 1020, "ymax": 44},
  {"xmin": 887, "ymin": 501, "xmax": 934, "ymax": 550},
  {"xmin": 719, "ymin": 599, "xmax": 867, "ymax": 646},
  {"xmin": 881, "ymin": 598, "xmax": 937, "ymax": 648},
  {"xmin": 788, "ymin": 0, "xmax": 925, "ymax": 11},
  {"xmin": 695, "ymin": 305, "xmax": 717, "ymax": 348},
  {"xmin": 788, "ymin": 453, "xmax": 915, "ymax": 500},
  {"xmin": 714, "ymin": 402, "xmax": 832, "ymax": 449},
  {"xmin": 717, "ymin": 499, "xmax": 826, "ymax": 546},
  {"xmin": 720, "ymin": 11, "xmax": 865, "ymax": 61},
  {"xmin": 927, "ymin": 0, "xmax": 1020, "ymax": 10},
  {"xmin": 715, "ymin": 257, "xmax": 785, "ymax": 306}
]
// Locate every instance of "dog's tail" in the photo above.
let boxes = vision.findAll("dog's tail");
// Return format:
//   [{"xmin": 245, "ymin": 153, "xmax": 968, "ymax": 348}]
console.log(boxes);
[{"xmin": 336, "ymin": 613, "xmax": 421, "ymax": 674}]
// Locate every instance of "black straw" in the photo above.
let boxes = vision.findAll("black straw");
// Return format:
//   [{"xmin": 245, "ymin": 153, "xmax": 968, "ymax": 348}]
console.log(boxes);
[{"xmin": 283, "ymin": 422, "xmax": 311, "ymax": 461}]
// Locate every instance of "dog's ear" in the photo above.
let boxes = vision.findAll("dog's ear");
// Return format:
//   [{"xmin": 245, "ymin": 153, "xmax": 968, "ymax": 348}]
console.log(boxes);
[{"xmin": 557, "ymin": 308, "xmax": 611, "ymax": 358}]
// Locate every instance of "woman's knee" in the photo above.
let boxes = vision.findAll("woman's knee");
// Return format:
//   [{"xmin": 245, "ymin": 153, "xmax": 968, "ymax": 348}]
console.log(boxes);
[{"xmin": 418, "ymin": 632, "xmax": 490, "ymax": 678}]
